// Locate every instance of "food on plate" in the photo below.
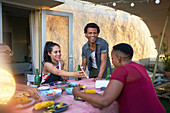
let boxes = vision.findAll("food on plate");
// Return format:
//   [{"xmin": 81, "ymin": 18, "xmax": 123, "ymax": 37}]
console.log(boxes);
[
  {"xmin": 47, "ymin": 105, "xmax": 54, "ymax": 109},
  {"xmin": 80, "ymin": 84, "xmax": 86, "ymax": 88},
  {"xmin": 43, "ymin": 109, "xmax": 56, "ymax": 113},
  {"xmin": 34, "ymin": 101, "xmax": 55, "ymax": 110},
  {"xmin": 11, "ymin": 91, "xmax": 31, "ymax": 104},
  {"xmin": 74, "ymin": 90, "xmax": 96, "ymax": 101},
  {"xmin": 45, "ymin": 92, "xmax": 56, "ymax": 96},
  {"xmin": 38, "ymin": 89, "xmax": 62, "ymax": 101},
  {"xmin": 12, "ymin": 96, "xmax": 30, "ymax": 104},
  {"xmin": 75, "ymin": 96, "xmax": 84, "ymax": 100},
  {"xmin": 56, "ymin": 104, "xmax": 72, "ymax": 109},
  {"xmin": 14, "ymin": 91, "xmax": 30, "ymax": 97},
  {"xmin": 81, "ymin": 89, "xmax": 96, "ymax": 94},
  {"xmin": 55, "ymin": 102, "xmax": 63, "ymax": 108},
  {"xmin": 49, "ymin": 81, "xmax": 70, "ymax": 89},
  {"xmin": 49, "ymin": 81, "xmax": 69, "ymax": 86},
  {"xmin": 74, "ymin": 96, "xmax": 85, "ymax": 101},
  {"xmin": 43, "ymin": 103, "xmax": 71, "ymax": 113},
  {"xmin": 65, "ymin": 87, "xmax": 73, "ymax": 95}
]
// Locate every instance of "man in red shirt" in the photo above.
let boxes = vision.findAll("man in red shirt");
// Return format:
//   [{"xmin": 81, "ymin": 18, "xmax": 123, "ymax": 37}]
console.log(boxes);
[{"xmin": 73, "ymin": 43, "xmax": 165, "ymax": 113}]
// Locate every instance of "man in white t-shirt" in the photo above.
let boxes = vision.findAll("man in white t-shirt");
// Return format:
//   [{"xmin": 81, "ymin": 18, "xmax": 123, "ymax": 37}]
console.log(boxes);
[{"xmin": 82, "ymin": 23, "xmax": 112, "ymax": 80}]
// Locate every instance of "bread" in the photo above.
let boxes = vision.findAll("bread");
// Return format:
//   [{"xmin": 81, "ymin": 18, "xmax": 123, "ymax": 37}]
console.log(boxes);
[
  {"xmin": 14, "ymin": 91, "xmax": 30, "ymax": 97},
  {"xmin": 12, "ymin": 91, "xmax": 30, "ymax": 104},
  {"xmin": 13, "ymin": 96, "xmax": 30, "ymax": 104}
]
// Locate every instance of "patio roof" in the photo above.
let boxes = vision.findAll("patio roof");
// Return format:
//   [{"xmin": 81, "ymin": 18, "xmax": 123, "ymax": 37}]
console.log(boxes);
[
  {"xmin": 1, "ymin": 0, "xmax": 65, "ymax": 9},
  {"xmin": 81, "ymin": 0, "xmax": 170, "ymax": 51}
]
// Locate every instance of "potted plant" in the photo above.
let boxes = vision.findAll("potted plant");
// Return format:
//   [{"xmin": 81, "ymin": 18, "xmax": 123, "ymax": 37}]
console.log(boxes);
[{"xmin": 160, "ymin": 43, "xmax": 170, "ymax": 78}]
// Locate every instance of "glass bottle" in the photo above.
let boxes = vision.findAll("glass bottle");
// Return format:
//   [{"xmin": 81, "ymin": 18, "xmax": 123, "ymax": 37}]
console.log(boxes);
[
  {"xmin": 34, "ymin": 69, "xmax": 40, "ymax": 87},
  {"xmin": 112, "ymin": 65, "xmax": 115, "ymax": 72},
  {"xmin": 77, "ymin": 65, "xmax": 82, "ymax": 80},
  {"xmin": 106, "ymin": 67, "xmax": 111, "ymax": 80}
]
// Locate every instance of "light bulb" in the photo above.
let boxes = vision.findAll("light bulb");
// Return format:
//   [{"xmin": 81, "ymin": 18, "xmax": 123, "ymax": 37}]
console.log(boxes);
[
  {"xmin": 113, "ymin": 2, "xmax": 116, "ymax": 7},
  {"xmin": 0, "ymin": 68, "xmax": 16, "ymax": 104},
  {"xmin": 130, "ymin": 2, "xmax": 135, "ymax": 7},
  {"xmin": 155, "ymin": 0, "xmax": 160, "ymax": 4}
]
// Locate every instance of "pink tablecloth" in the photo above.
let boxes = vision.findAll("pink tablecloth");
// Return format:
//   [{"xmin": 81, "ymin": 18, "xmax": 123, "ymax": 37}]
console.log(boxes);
[{"xmin": 9, "ymin": 78, "xmax": 119, "ymax": 113}]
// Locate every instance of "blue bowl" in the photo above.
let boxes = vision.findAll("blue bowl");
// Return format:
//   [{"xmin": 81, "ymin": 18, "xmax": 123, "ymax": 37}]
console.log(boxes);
[
  {"xmin": 65, "ymin": 87, "xmax": 73, "ymax": 95},
  {"xmin": 69, "ymin": 82, "xmax": 78, "ymax": 87},
  {"xmin": 39, "ymin": 89, "xmax": 62, "ymax": 101}
]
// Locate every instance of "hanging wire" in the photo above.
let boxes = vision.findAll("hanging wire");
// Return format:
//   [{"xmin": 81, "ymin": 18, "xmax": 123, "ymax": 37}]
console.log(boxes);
[{"xmin": 99, "ymin": 0, "xmax": 152, "ymax": 6}]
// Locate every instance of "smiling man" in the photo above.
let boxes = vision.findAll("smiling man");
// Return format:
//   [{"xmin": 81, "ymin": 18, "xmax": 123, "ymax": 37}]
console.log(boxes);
[
  {"xmin": 0, "ymin": 44, "xmax": 40, "ymax": 100},
  {"xmin": 81, "ymin": 23, "xmax": 112, "ymax": 80},
  {"xmin": 0, "ymin": 44, "xmax": 13, "ymax": 64}
]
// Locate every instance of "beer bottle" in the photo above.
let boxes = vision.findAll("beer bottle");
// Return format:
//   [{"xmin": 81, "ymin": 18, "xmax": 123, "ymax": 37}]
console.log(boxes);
[
  {"xmin": 34, "ymin": 69, "xmax": 40, "ymax": 87},
  {"xmin": 77, "ymin": 65, "xmax": 82, "ymax": 80},
  {"xmin": 106, "ymin": 67, "xmax": 111, "ymax": 80}
]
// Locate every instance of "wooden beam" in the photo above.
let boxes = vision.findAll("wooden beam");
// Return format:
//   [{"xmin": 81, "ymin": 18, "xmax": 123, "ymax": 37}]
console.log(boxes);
[{"xmin": 152, "ymin": 5, "xmax": 170, "ymax": 84}]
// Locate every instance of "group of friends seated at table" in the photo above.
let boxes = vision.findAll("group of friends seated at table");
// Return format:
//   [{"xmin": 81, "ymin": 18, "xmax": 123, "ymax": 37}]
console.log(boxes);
[{"xmin": 0, "ymin": 22, "xmax": 165, "ymax": 113}]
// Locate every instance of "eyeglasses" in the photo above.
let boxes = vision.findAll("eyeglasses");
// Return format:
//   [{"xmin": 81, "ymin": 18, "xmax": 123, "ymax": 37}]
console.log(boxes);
[{"xmin": 0, "ymin": 50, "xmax": 14, "ymax": 55}]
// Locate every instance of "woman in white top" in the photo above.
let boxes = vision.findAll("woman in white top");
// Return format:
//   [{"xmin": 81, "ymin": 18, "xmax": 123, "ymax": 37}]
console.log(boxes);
[{"xmin": 42, "ymin": 41, "xmax": 83, "ymax": 83}]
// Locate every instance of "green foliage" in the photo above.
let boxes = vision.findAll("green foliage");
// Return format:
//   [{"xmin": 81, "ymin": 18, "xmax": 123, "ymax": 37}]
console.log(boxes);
[
  {"xmin": 159, "ymin": 98, "xmax": 170, "ymax": 112},
  {"xmin": 160, "ymin": 43, "xmax": 170, "ymax": 72}
]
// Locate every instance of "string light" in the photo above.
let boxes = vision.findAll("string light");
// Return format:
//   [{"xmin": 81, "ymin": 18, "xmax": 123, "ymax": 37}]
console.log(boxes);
[
  {"xmin": 113, "ymin": 2, "xmax": 116, "ymax": 7},
  {"xmin": 130, "ymin": 2, "xmax": 135, "ymax": 7},
  {"xmin": 155, "ymin": 0, "xmax": 160, "ymax": 4},
  {"xmin": 99, "ymin": 0, "xmax": 160, "ymax": 7}
]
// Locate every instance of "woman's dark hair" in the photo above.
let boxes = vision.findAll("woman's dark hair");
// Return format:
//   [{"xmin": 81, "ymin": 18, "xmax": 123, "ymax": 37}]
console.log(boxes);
[
  {"xmin": 43, "ymin": 41, "xmax": 60, "ymax": 63},
  {"xmin": 113, "ymin": 43, "xmax": 133, "ymax": 59},
  {"xmin": 84, "ymin": 23, "xmax": 100, "ymax": 33}
]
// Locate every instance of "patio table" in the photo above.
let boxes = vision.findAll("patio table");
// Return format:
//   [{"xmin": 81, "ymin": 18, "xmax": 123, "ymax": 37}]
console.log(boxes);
[{"xmin": 8, "ymin": 78, "xmax": 119, "ymax": 113}]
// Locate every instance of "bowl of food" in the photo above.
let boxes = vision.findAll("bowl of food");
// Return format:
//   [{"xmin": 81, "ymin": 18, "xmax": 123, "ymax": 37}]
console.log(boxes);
[
  {"xmin": 39, "ymin": 89, "xmax": 62, "ymax": 101},
  {"xmin": 65, "ymin": 87, "xmax": 73, "ymax": 95},
  {"xmin": 50, "ymin": 81, "xmax": 70, "ymax": 89},
  {"xmin": 69, "ymin": 82, "xmax": 78, "ymax": 87},
  {"xmin": 38, "ymin": 86, "xmax": 50, "ymax": 91}
]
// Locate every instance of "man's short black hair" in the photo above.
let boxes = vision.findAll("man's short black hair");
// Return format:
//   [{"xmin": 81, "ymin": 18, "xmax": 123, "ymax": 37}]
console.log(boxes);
[
  {"xmin": 113, "ymin": 43, "xmax": 133, "ymax": 59},
  {"xmin": 84, "ymin": 23, "xmax": 100, "ymax": 33}
]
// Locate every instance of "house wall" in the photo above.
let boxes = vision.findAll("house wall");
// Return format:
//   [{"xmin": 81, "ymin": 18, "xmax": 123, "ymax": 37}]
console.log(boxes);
[
  {"xmin": 46, "ymin": 15, "xmax": 69, "ymax": 70},
  {"xmin": 51, "ymin": 0, "xmax": 158, "ymax": 70}
]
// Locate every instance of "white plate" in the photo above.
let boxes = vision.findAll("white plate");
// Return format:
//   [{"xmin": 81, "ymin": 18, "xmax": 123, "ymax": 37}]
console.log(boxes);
[
  {"xmin": 38, "ymin": 86, "xmax": 50, "ymax": 91},
  {"xmin": 15, "ymin": 98, "xmax": 35, "ymax": 109}
]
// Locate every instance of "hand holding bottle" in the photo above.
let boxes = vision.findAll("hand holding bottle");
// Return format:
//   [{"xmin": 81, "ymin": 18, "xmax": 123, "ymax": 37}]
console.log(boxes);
[
  {"xmin": 74, "ymin": 70, "xmax": 84, "ymax": 78},
  {"xmin": 77, "ymin": 65, "xmax": 82, "ymax": 80}
]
